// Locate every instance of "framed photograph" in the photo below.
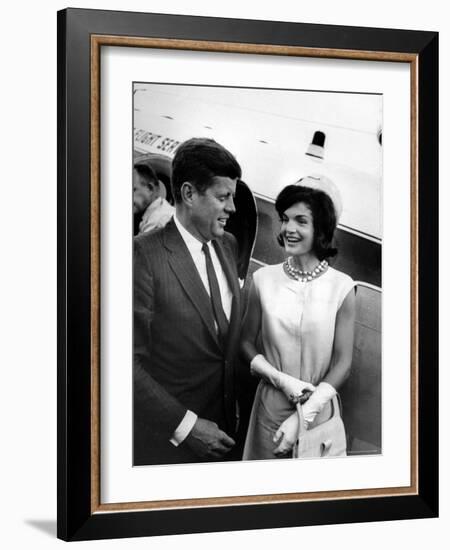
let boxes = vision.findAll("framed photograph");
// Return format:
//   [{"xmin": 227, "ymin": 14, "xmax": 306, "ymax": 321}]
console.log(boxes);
[{"xmin": 57, "ymin": 8, "xmax": 438, "ymax": 541}]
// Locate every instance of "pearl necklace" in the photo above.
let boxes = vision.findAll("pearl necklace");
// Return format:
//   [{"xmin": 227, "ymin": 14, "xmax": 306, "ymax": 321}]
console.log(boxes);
[{"xmin": 283, "ymin": 257, "xmax": 328, "ymax": 282}]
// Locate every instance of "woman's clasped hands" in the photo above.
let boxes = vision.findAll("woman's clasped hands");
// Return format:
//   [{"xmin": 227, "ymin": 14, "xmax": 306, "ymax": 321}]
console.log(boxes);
[
  {"xmin": 272, "ymin": 381, "xmax": 338, "ymax": 456},
  {"xmin": 277, "ymin": 371, "xmax": 315, "ymax": 404},
  {"xmin": 273, "ymin": 411, "xmax": 299, "ymax": 456},
  {"xmin": 250, "ymin": 354, "xmax": 315, "ymax": 403}
]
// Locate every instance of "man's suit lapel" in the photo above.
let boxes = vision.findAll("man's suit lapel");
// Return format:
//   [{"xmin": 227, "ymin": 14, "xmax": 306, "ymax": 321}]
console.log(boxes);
[{"xmin": 163, "ymin": 220, "xmax": 220, "ymax": 348}]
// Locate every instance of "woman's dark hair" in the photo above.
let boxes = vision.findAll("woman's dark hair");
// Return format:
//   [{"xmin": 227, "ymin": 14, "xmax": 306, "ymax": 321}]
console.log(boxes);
[
  {"xmin": 275, "ymin": 184, "xmax": 338, "ymax": 260},
  {"xmin": 171, "ymin": 137, "xmax": 242, "ymax": 203}
]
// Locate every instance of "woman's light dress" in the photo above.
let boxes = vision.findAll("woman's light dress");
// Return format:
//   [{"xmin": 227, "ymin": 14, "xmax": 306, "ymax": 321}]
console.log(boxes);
[{"xmin": 243, "ymin": 263, "xmax": 355, "ymax": 460}]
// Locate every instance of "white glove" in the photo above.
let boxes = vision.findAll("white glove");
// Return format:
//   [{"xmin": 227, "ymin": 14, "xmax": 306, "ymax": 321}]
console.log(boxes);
[
  {"xmin": 302, "ymin": 382, "xmax": 337, "ymax": 427},
  {"xmin": 250, "ymin": 354, "xmax": 315, "ymax": 402},
  {"xmin": 272, "ymin": 411, "xmax": 299, "ymax": 456}
]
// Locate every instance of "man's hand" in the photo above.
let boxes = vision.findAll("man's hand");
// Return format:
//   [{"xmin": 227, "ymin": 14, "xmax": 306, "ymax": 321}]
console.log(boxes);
[{"xmin": 184, "ymin": 417, "xmax": 235, "ymax": 459}]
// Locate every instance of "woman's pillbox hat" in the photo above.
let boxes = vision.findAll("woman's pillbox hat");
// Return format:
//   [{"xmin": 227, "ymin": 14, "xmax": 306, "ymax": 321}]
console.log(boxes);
[{"xmin": 295, "ymin": 174, "xmax": 343, "ymax": 223}]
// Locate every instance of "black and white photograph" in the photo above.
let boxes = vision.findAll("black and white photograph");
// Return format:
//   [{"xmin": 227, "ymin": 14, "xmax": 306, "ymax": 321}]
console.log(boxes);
[{"xmin": 132, "ymin": 83, "xmax": 382, "ymax": 467}]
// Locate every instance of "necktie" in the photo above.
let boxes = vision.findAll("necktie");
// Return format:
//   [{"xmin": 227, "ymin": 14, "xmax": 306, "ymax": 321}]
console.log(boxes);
[{"xmin": 202, "ymin": 242, "xmax": 229, "ymax": 346}]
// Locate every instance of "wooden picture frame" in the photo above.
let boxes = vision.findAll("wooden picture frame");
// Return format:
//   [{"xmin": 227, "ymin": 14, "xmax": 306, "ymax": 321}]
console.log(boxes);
[{"xmin": 57, "ymin": 8, "xmax": 438, "ymax": 541}]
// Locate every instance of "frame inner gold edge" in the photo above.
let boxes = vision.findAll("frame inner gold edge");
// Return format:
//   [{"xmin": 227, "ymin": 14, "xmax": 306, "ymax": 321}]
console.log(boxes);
[
  {"xmin": 89, "ymin": 34, "xmax": 420, "ymax": 514},
  {"xmin": 95, "ymin": 486, "xmax": 418, "ymax": 514},
  {"xmin": 92, "ymin": 34, "xmax": 417, "ymax": 62},
  {"xmin": 410, "ymin": 56, "xmax": 420, "ymax": 494}
]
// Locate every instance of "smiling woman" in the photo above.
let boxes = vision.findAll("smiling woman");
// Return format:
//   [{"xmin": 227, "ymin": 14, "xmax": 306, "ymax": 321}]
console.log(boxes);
[
  {"xmin": 277, "ymin": 178, "xmax": 339, "ymax": 264},
  {"xmin": 241, "ymin": 179, "xmax": 356, "ymax": 460},
  {"xmin": 281, "ymin": 202, "xmax": 315, "ymax": 259}
]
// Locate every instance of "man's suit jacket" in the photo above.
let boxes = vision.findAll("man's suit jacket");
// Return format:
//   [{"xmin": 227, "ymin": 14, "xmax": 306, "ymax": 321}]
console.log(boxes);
[{"xmin": 133, "ymin": 218, "xmax": 242, "ymax": 465}]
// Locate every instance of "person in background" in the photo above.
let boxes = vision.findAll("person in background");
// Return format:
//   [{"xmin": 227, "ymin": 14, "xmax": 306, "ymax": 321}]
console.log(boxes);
[
  {"xmin": 133, "ymin": 162, "xmax": 174, "ymax": 236},
  {"xmin": 240, "ymin": 176, "xmax": 356, "ymax": 460},
  {"xmin": 133, "ymin": 138, "xmax": 243, "ymax": 465}
]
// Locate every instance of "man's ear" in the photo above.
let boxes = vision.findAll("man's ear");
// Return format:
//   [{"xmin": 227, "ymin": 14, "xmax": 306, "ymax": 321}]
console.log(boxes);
[{"xmin": 180, "ymin": 182, "xmax": 195, "ymax": 205}]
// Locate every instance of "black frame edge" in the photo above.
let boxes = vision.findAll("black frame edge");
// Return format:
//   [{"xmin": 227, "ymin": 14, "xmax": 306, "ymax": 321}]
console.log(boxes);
[
  {"xmin": 57, "ymin": 7, "xmax": 94, "ymax": 541},
  {"xmin": 63, "ymin": 7, "xmax": 436, "ymax": 53},
  {"xmin": 57, "ymin": 8, "xmax": 68, "ymax": 542},
  {"xmin": 69, "ymin": 494, "xmax": 437, "ymax": 541},
  {"xmin": 417, "ymin": 32, "xmax": 439, "ymax": 517}
]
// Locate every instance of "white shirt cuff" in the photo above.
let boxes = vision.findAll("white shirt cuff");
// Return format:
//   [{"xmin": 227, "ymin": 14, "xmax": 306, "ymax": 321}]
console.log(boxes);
[{"xmin": 169, "ymin": 410, "xmax": 198, "ymax": 447}]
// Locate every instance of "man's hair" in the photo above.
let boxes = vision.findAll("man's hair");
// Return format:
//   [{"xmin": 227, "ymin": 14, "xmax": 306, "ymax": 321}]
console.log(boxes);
[
  {"xmin": 275, "ymin": 184, "xmax": 338, "ymax": 260},
  {"xmin": 134, "ymin": 162, "xmax": 159, "ymax": 188},
  {"xmin": 171, "ymin": 138, "xmax": 241, "ymax": 203}
]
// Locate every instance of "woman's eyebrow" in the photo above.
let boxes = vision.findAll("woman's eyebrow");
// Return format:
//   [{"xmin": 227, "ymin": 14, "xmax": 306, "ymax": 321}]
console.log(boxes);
[{"xmin": 295, "ymin": 213, "xmax": 311, "ymax": 219}]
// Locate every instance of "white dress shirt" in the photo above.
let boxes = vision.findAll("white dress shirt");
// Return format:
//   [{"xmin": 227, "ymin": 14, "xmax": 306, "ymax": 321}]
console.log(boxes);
[
  {"xmin": 170, "ymin": 214, "xmax": 233, "ymax": 447},
  {"xmin": 173, "ymin": 215, "xmax": 233, "ymax": 320}
]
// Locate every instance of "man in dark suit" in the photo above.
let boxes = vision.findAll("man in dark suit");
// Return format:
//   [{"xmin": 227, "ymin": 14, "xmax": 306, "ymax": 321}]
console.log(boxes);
[{"xmin": 134, "ymin": 138, "xmax": 243, "ymax": 465}]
